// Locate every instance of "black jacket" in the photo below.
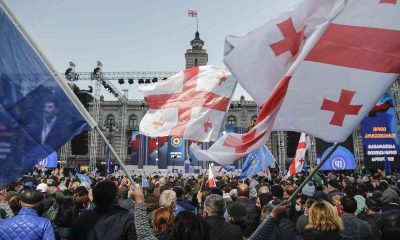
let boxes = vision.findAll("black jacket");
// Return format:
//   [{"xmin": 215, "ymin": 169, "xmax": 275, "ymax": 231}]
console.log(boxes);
[
  {"xmin": 235, "ymin": 197, "xmax": 260, "ymax": 237},
  {"xmin": 302, "ymin": 229, "xmax": 350, "ymax": 240},
  {"xmin": 68, "ymin": 206, "xmax": 137, "ymax": 240},
  {"xmin": 205, "ymin": 216, "xmax": 242, "ymax": 240},
  {"xmin": 357, "ymin": 211, "xmax": 381, "ymax": 240},
  {"xmin": 377, "ymin": 209, "xmax": 400, "ymax": 240}
]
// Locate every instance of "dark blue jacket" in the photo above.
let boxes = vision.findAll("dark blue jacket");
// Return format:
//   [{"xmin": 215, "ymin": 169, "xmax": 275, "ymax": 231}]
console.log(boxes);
[{"xmin": 0, "ymin": 208, "xmax": 55, "ymax": 240}]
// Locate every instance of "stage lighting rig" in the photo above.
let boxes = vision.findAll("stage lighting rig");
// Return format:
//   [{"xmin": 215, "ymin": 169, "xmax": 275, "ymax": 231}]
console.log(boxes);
[
  {"xmin": 118, "ymin": 78, "xmax": 124, "ymax": 84},
  {"xmin": 152, "ymin": 78, "xmax": 158, "ymax": 83},
  {"xmin": 128, "ymin": 78, "xmax": 134, "ymax": 84},
  {"xmin": 91, "ymin": 61, "xmax": 103, "ymax": 80},
  {"xmin": 65, "ymin": 62, "xmax": 79, "ymax": 81}
]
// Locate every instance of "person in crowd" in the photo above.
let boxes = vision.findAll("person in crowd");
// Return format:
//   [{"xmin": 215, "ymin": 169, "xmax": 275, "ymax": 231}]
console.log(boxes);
[
  {"xmin": 73, "ymin": 186, "xmax": 93, "ymax": 215},
  {"xmin": 296, "ymin": 198, "xmax": 316, "ymax": 234},
  {"xmin": 227, "ymin": 201, "xmax": 247, "ymax": 233},
  {"xmin": 68, "ymin": 180, "xmax": 137, "ymax": 240},
  {"xmin": 340, "ymin": 196, "xmax": 372, "ymax": 240},
  {"xmin": 0, "ymin": 189, "xmax": 14, "ymax": 219},
  {"xmin": 119, "ymin": 186, "xmax": 134, "ymax": 211},
  {"xmin": 144, "ymin": 184, "xmax": 159, "ymax": 213},
  {"xmin": 173, "ymin": 186, "xmax": 195, "ymax": 214},
  {"xmin": 158, "ymin": 190, "xmax": 177, "ymax": 210},
  {"xmin": 357, "ymin": 196, "xmax": 382, "ymax": 240},
  {"xmin": 53, "ymin": 190, "xmax": 77, "ymax": 240},
  {"xmin": 380, "ymin": 188, "xmax": 400, "ymax": 212},
  {"xmin": 131, "ymin": 186, "xmax": 209, "ymax": 240},
  {"xmin": 325, "ymin": 179, "xmax": 343, "ymax": 203},
  {"xmin": 203, "ymin": 194, "xmax": 242, "ymax": 240},
  {"xmin": 256, "ymin": 192, "xmax": 273, "ymax": 210},
  {"xmin": 376, "ymin": 190, "xmax": 400, "ymax": 240},
  {"xmin": 271, "ymin": 184, "xmax": 284, "ymax": 200},
  {"xmin": 0, "ymin": 189, "xmax": 55, "ymax": 240},
  {"xmin": 302, "ymin": 200, "xmax": 348, "ymax": 240},
  {"xmin": 152, "ymin": 207, "xmax": 174, "ymax": 240},
  {"xmin": 235, "ymin": 183, "xmax": 260, "ymax": 237}
]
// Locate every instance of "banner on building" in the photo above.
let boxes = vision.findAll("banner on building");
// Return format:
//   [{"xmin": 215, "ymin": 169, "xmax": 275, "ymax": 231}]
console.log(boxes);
[
  {"xmin": 360, "ymin": 92, "xmax": 400, "ymax": 169},
  {"xmin": 317, "ymin": 146, "xmax": 356, "ymax": 171},
  {"xmin": 167, "ymin": 137, "xmax": 185, "ymax": 166}
]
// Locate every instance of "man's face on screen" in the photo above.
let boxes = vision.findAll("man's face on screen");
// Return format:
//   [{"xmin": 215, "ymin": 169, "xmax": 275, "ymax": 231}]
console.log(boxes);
[{"xmin": 43, "ymin": 102, "xmax": 58, "ymax": 120}]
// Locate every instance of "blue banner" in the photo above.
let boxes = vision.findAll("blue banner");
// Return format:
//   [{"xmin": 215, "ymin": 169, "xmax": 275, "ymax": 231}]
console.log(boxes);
[
  {"xmin": 36, "ymin": 152, "xmax": 58, "ymax": 168},
  {"xmin": 317, "ymin": 146, "xmax": 356, "ymax": 171},
  {"xmin": 0, "ymin": 8, "xmax": 90, "ymax": 188},
  {"xmin": 76, "ymin": 173, "xmax": 92, "ymax": 185},
  {"xmin": 167, "ymin": 137, "xmax": 185, "ymax": 166},
  {"xmin": 360, "ymin": 92, "xmax": 400, "ymax": 169}
]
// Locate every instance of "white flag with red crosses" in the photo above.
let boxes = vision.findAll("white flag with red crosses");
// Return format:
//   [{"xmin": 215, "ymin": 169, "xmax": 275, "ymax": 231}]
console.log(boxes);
[
  {"xmin": 192, "ymin": 0, "xmax": 400, "ymax": 165},
  {"xmin": 286, "ymin": 133, "xmax": 311, "ymax": 177},
  {"xmin": 139, "ymin": 65, "xmax": 236, "ymax": 142}
]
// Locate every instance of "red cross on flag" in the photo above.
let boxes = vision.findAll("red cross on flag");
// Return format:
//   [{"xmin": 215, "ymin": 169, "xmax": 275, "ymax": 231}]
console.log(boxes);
[
  {"xmin": 139, "ymin": 65, "xmax": 236, "ymax": 142},
  {"xmin": 286, "ymin": 133, "xmax": 311, "ymax": 177},
  {"xmin": 192, "ymin": 0, "xmax": 400, "ymax": 165}
]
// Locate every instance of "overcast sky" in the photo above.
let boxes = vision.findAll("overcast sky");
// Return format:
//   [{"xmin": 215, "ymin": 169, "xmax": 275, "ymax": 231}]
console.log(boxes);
[{"xmin": 8, "ymin": 0, "xmax": 299, "ymax": 100}]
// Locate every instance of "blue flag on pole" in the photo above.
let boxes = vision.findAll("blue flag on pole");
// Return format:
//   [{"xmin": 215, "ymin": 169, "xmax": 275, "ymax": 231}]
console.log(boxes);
[
  {"xmin": 142, "ymin": 173, "xmax": 150, "ymax": 188},
  {"xmin": 240, "ymin": 146, "xmax": 275, "ymax": 179},
  {"xmin": 36, "ymin": 152, "xmax": 58, "ymax": 168},
  {"xmin": 76, "ymin": 173, "xmax": 92, "ymax": 185},
  {"xmin": 106, "ymin": 147, "xmax": 113, "ymax": 174},
  {"xmin": 0, "ymin": 3, "xmax": 95, "ymax": 188}
]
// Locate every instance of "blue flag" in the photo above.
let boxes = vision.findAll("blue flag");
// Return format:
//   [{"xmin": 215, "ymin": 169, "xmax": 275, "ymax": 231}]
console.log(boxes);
[
  {"xmin": 142, "ymin": 173, "xmax": 150, "ymax": 188},
  {"xmin": 106, "ymin": 147, "xmax": 113, "ymax": 174},
  {"xmin": 76, "ymin": 173, "xmax": 92, "ymax": 185},
  {"xmin": 223, "ymin": 165, "xmax": 235, "ymax": 172},
  {"xmin": 0, "ymin": 5, "xmax": 93, "ymax": 188},
  {"xmin": 240, "ymin": 146, "xmax": 275, "ymax": 179},
  {"xmin": 384, "ymin": 155, "xmax": 392, "ymax": 175},
  {"xmin": 36, "ymin": 152, "xmax": 58, "ymax": 168}
]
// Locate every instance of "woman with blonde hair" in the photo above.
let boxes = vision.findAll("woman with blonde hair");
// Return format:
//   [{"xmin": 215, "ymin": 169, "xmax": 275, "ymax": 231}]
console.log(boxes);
[{"xmin": 302, "ymin": 200, "xmax": 350, "ymax": 240}]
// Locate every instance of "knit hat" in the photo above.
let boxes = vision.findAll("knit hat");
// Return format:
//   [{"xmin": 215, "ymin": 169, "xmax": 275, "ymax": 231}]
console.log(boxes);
[
  {"xmin": 381, "ymin": 189, "xmax": 400, "ymax": 204},
  {"xmin": 327, "ymin": 179, "xmax": 341, "ymax": 190},
  {"xmin": 302, "ymin": 181, "xmax": 316, "ymax": 197}
]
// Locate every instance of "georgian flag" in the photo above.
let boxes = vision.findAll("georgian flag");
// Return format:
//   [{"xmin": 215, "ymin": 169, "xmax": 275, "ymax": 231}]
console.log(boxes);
[
  {"xmin": 286, "ymin": 133, "xmax": 311, "ymax": 177},
  {"xmin": 192, "ymin": 0, "xmax": 400, "ymax": 165},
  {"xmin": 139, "ymin": 65, "xmax": 236, "ymax": 142},
  {"xmin": 208, "ymin": 164, "xmax": 216, "ymax": 188}
]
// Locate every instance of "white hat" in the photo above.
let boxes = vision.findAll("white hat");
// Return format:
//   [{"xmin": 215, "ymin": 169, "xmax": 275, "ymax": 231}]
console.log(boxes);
[{"xmin": 36, "ymin": 183, "xmax": 49, "ymax": 193}]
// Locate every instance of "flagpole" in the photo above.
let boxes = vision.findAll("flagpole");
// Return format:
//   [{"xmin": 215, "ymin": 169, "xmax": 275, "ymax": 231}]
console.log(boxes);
[
  {"xmin": 95, "ymin": 126, "xmax": 138, "ymax": 188},
  {"xmin": 287, "ymin": 142, "xmax": 340, "ymax": 202}
]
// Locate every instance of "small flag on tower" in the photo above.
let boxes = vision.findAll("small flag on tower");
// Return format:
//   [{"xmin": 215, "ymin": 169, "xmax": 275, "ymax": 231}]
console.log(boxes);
[{"xmin": 188, "ymin": 9, "xmax": 197, "ymax": 17}]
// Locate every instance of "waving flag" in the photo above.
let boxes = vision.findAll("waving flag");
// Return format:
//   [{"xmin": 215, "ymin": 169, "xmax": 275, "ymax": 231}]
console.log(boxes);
[
  {"xmin": 142, "ymin": 173, "xmax": 150, "ymax": 188},
  {"xmin": 286, "ymin": 133, "xmax": 311, "ymax": 177},
  {"xmin": 240, "ymin": 146, "xmax": 276, "ymax": 179},
  {"xmin": 0, "ymin": 1, "xmax": 95, "ymax": 188},
  {"xmin": 192, "ymin": 0, "xmax": 400, "ymax": 165},
  {"xmin": 139, "ymin": 65, "xmax": 236, "ymax": 142},
  {"xmin": 207, "ymin": 164, "xmax": 216, "ymax": 188},
  {"xmin": 106, "ymin": 148, "xmax": 113, "ymax": 174}
]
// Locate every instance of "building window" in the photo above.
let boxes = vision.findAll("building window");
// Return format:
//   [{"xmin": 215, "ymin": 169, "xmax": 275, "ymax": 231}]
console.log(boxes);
[
  {"xmin": 104, "ymin": 114, "xmax": 116, "ymax": 130},
  {"xmin": 195, "ymin": 58, "xmax": 199, "ymax": 66},
  {"xmin": 129, "ymin": 115, "xmax": 138, "ymax": 129},
  {"xmin": 251, "ymin": 116, "xmax": 257, "ymax": 127},
  {"xmin": 228, "ymin": 116, "xmax": 236, "ymax": 126}
]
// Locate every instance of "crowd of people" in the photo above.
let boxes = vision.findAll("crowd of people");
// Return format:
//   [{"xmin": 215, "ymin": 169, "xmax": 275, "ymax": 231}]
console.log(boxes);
[{"xmin": 0, "ymin": 167, "xmax": 400, "ymax": 240}]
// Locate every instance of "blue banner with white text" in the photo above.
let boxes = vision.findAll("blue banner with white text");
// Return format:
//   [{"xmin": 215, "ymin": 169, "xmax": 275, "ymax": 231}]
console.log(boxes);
[
  {"xmin": 167, "ymin": 137, "xmax": 185, "ymax": 166},
  {"xmin": 360, "ymin": 92, "xmax": 400, "ymax": 169}
]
